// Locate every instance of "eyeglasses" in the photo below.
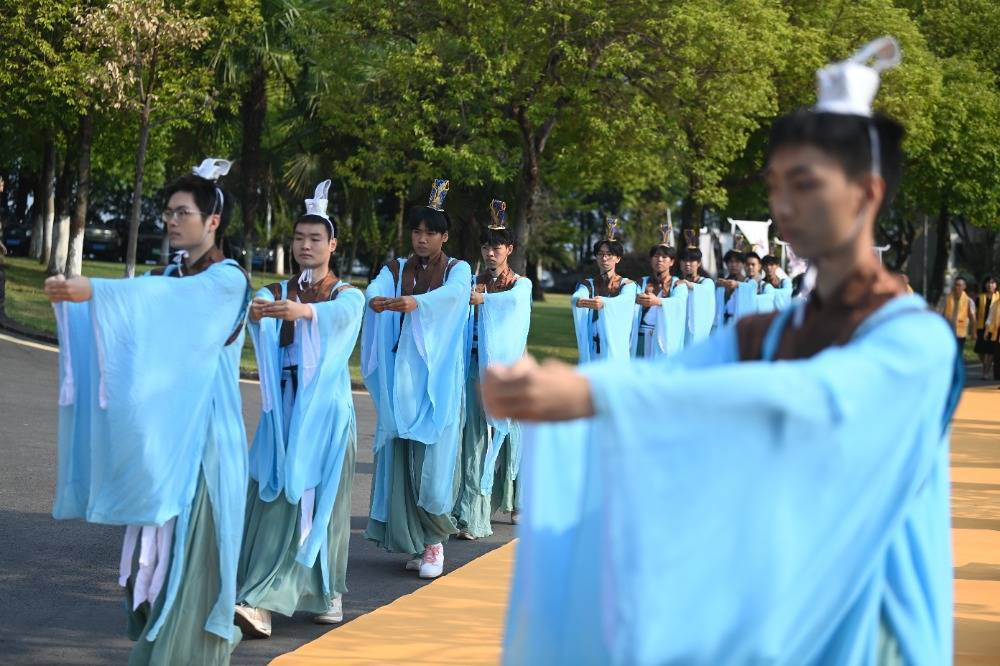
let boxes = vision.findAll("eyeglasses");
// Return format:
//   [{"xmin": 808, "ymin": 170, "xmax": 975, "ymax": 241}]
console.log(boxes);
[
  {"xmin": 161, "ymin": 207, "xmax": 203, "ymax": 224},
  {"xmin": 595, "ymin": 252, "xmax": 615, "ymax": 259}
]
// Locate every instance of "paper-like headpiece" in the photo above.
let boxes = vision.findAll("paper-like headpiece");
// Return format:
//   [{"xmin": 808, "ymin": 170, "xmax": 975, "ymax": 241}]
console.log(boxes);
[
  {"xmin": 815, "ymin": 37, "xmax": 900, "ymax": 118},
  {"xmin": 605, "ymin": 217, "xmax": 621, "ymax": 242},
  {"xmin": 489, "ymin": 199, "xmax": 507, "ymax": 230},
  {"xmin": 191, "ymin": 157, "xmax": 232, "ymax": 216},
  {"xmin": 427, "ymin": 179, "xmax": 450, "ymax": 211},
  {"xmin": 192, "ymin": 158, "xmax": 232, "ymax": 181},
  {"xmin": 303, "ymin": 179, "xmax": 335, "ymax": 237}
]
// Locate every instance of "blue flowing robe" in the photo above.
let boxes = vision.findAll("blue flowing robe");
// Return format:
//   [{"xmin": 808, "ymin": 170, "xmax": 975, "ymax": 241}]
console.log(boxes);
[
  {"xmin": 683, "ymin": 277, "xmax": 716, "ymax": 346},
  {"xmin": 247, "ymin": 281, "xmax": 363, "ymax": 586},
  {"xmin": 572, "ymin": 279, "xmax": 639, "ymax": 363},
  {"xmin": 467, "ymin": 276, "xmax": 532, "ymax": 494},
  {"xmin": 362, "ymin": 257, "xmax": 472, "ymax": 519},
  {"xmin": 630, "ymin": 276, "xmax": 688, "ymax": 359},
  {"xmin": 714, "ymin": 279, "xmax": 757, "ymax": 329},
  {"xmin": 504, "ymin": 294, "xmax": 959, "ymax": 665},
  {"xmin": 52, "ymin": 260, "xmax": 250, "ymax": 642}
]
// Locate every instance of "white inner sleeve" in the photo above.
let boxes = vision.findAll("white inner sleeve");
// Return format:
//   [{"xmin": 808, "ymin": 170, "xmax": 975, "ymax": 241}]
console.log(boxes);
[
  {"xmin": 118, "ymin": 520, "xmax": 176, "ymax": 610},
  {"xmin": 53, "ymin": 302, "xmax": 76, "ymax": 406},
  {"xmin": 299, "ymin": 304, "xmax": 321, "ymax": 389}
]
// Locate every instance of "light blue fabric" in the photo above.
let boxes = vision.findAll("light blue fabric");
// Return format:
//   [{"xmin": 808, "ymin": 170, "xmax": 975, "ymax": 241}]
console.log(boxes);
[
  {"xmin": 684, "ymin": 277, "xmax": 716, "ymax": 346},
  {"xmin": 471, "ymin": 277, "xmax": 532, "ymax": 493},
  {"xmin": 247, "ymin": 281, "xmax": 363, "ymax": 585},
  {"xmin": 53, "ymin": 261, "xmax": 250, "ymax": 643},
  {"xmin": 759, "ymin": 278, "xmax": 793, "ymax": 313},
  {"xmin": 630, "ymin": 276, "xmax": 688, "ymax": 359},
  {"xmin": 504, "ymin": 294, "xmax": 957, "ymax": 665},
  {"xmin": 571, "ymin": 279, "xmax": 639, "ymax": 363},
  {"xmin": 362, "ymin": 258, "xmax": 471, "ymax": 519},
  {"xmin": 714, "ymin": 279, "xmax": 758, "ymax": 329}
]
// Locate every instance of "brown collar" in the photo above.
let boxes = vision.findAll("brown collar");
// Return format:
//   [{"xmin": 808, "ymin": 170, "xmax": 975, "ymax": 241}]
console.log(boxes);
[
  {"xmin": 151, "ymin": 246, "xmax": 226, "ymax": 277},
  {"xmin": 593, "ymin": 272, "xmax": 627, "ymax": 297},
  {"xmin": 476, "ymin": 265, "xmax": 517, "ymax": 293},
  {"xmin": 401, "ymin": 252, "xmax": 450, "ymax": 296},
  {"xmin": 287, "ymin": 271, "xmax": 340, "ymax": 305},
  {"xmin": 737, "ymin": 264, "xmax": 906, "ymax": 361},
  {"xmin": 644, "ymin": 272, "xmax": 672, "ymax": 296}
]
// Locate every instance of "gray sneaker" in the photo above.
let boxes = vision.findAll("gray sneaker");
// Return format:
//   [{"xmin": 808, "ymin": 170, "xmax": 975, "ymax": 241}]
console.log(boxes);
[
  {"xmin": 234, "ymin": 603, "xmax": 272, "ymax": 638},
  {"xmin": 405, "ymin": 555, "xmax": 423, "ymax": 571},
  {"xmin": 313, "ymin": 596, "xmax": 343, "ymax": 624}
]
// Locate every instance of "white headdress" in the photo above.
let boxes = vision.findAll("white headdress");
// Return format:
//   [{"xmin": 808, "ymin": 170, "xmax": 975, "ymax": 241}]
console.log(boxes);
[
  {"xmin": 304, "ymin": 179, "xmax": 334, "ymax": 232},
  {"xmin": 815, "ymin": 37, "xmax": 901, "ymax": 118},
  {"xmin": 192, "ymin": 158, "xmax": 233, "ymax": 181},
  {"xmin": 815, "ymin": 37, "xmax": 901, "ymax": 177},
  {"xmin": 191, "ymin": 157, "xmax": 232, "ymax": 216}
]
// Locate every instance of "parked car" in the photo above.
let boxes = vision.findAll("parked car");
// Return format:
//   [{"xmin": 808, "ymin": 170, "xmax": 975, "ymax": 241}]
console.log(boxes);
[
  {"xmin": 2, "ymin": 220, "xmax": 32, "ymax": 257},
  {"xmin": 83, "ymin": 218, "xmax": 124, "ymax": 262}
]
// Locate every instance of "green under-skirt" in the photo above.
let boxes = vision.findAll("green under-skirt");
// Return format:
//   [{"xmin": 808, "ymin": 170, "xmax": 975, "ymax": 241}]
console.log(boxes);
[
  {"xmin": 454, "ymin": 372, "xmax": 494, "ymax": 538},
  {"xmin": 235, "ymin": 437, "xmax": 356, "ymax": 616},
  {"xmin": 491, "ymin": 435, "xmax": 521, "ymax": 516},
  {"xmin": 364, "ymin": 438, "xmax": 459, "ymax": 555},
  {"xmin": 126, "ymin": 471, "xmax": 236, "ymax": 666}
]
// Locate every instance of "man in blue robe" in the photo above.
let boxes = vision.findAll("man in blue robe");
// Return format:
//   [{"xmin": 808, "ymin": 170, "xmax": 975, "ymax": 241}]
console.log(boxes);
[
  {"xmin": 677, "ymin": 247, "xmax": 715, "ymax": 346},
  {"xmin": 631, "ymin": 243, "xmax": 688, "ymax": 359},
  {"xmin": 234, "ymin": 180, "xmax": 364, "ymax": 637},
  {"xmin": 45, "ymin": 159, "xmax": 251, "ymax": 665},
  {"xmin": 454, "ymin": 200, "xmax": 532, "ymax": 539},
  {"xmin": 481, "ymin": 38, "xmax": 962, "ymax": 665},
  {"xmin": 362, "ymin": 179, "xmax": 471, "ymax": 579},
  {"xmin": 714, "ymin": 249, "xmax": 757, "ymax": 327},
  {"xmin": 572, "ymin": 220, "xmax": 638, "ymax": 363},
  {"xmin": 761, "ymin": 254, "xmax": 794, "ymax": 311}
]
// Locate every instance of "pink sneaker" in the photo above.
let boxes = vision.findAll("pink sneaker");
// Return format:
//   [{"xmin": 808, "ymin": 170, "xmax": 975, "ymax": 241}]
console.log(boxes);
[{"xmin": 418, "ymin": 543, "xmax": 444, "ymax": 579}]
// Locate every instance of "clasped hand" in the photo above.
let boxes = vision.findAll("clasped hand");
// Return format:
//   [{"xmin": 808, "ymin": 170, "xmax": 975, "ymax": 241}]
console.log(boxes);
[{"xmin": 368, "ymin": 296, "xmax": 417, "ymax": 313}]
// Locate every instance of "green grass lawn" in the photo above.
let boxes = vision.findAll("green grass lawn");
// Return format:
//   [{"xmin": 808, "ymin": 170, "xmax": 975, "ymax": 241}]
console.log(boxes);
[{"xmin": 2, "ymin": 256, "xmax": 580, "ymax": 380}]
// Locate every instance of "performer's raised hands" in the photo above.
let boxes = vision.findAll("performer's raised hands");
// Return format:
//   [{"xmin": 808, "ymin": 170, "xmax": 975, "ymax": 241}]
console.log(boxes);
[
  {"xmin": 480, "ymin": 355, "xmax": 594, "ymax": 422},
  {"xmin": 43, "ymin": 275, "xmax": 92, "ymax": 303},
  {"xmin": 575, "ymin": 296, "xmax": 603, "ymax": 311},
  {"xmin": 253, "ymin": 298, "xmax": 313, "ymax": 322}
]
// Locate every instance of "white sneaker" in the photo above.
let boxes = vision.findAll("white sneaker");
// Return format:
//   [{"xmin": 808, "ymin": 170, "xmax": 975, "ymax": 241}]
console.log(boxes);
[
  {"xmin": 405, "ymin": 555, "xmax": 423, "ymax": 571},
  {"xmin": 234, "ymin": 603, "xmax": 272, "ymax": 638},
  {"xmin": 313, "ymin": 596, "xmax": 343, "ymax": 624},
  {"xmin": 418, "ymin": 543, "xmax": 444, "ymax": 579}
]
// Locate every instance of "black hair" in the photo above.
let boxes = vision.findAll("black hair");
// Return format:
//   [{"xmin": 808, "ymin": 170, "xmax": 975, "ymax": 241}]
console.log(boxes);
[
  {"xmin": 723, "ymin": 250, "xmax": 745, "ymax": 264},
  {"xmin": 680, "ymin": 248, "xmax": 703, "ymax": 262},
  {"xmin": 744, "ymin": 251, "xmax": 761, "ymax": 263},
  {"xmin": 479, "ymin": 226, "xmax": 515, "ymax": 247},
  {"xmin": 593, "ymin": 239, "xmax": 624, "ymax": 258},
  {"xmin": 954, "ymin": 275, "xmax": 967, "ymax": 286},
  {"xmin": 767, "ymin": 111, "xmax": 905, "ymax": 217},
  {"xmin": 980, "ymin": 274, "xmax": 997, "ymax": 290},
  {"xmin": 648, "ymin": 244, "xmax": 676, "ymax": 260},
  {"xmin": 761, "ymin": 254, "xmax": 780, "ymax": 267},
  {"xmin": 294, "ymin": 214, "xmax": 336, "ymax": 240},
  {"xmin": 407, "ymin": 205, "xmax": 450, "ymax": 234},
  {"xmin": 163, "ymin": 174, "xmax": 234, "ymax": 245}
]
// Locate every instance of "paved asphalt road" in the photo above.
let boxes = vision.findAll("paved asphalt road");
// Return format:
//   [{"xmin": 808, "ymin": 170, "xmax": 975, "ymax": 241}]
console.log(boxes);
[{"xmin": 0, "ymin": 334, "xmax": 515, "ymax": 665}]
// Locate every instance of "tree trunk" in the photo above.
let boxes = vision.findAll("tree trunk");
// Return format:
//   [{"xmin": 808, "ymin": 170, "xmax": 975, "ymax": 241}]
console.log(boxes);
[
  {"xmin": 395, "ymin": 189, "xmax": 406, "ymax": 257},
  {"xmin": 928, "ymin": 204, "xmax": 950, "ymax": 306},
  {"xmin": 66, "ymin": 112, "xmax": 94, "ymax": 278},
  {"xmin": 125, "ymin": 107, "xmax": 152, "ymax": 278},
  {"xmin": 48, "ymin": 142, "xmax": 77, "ymax": 275},
  {"xmin": 274, "ymin": 242, "xmax": 285, "ymax": 275},
  {"xmin": 35, "ymin": 139, "xmax": 56, "ymax": 263},
  {"xmin": 240, "ymin": 59, "xmax": 267, "ymax": 273}
]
